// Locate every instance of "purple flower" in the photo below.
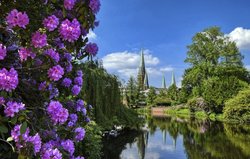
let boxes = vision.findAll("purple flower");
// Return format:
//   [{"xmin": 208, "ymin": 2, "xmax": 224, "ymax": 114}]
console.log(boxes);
[
  {"xmin": 4, "ymin": 101, "xmax": 25, "ymax": 117},
  {"xmin": 39, "ymin": 81, "xmax": 47, "ymax": 91},
  {"xmin": 48, "ymin": 65, "xmax": 64, "ymax": 81},
  {"xmin": 0, "ymin": 68, "xmax": 19, "ymax": 92},
  {"xmin": 32, "ymin": 31, "xmax": 47, "ymax": 48},
  {"xmin": 6, "ymin": 9, "xmax": 29, "ymax": 28},
  {"xmin": 66, "ymin": 63, "xmax": 73, "ymax": 72},
  {"xmin": 82, "ymin": 107, "xmax": 87, "ymax": 116},
  {"xmin": 43, "ymin": 15, "xmax": 59, "ymax": 31},
  {"xmin": 74, "ymin": 76, "xmax": 83, "ymax": 86},
  {"xmin": 11, "ymin": 125, "xmax": 21, "ymax": 142},
  {"xmin": 89, "ymin": 0, "xmax": 101, "ymax": 14},
  {"xmin": 18, "ymin": 47, "xmax": 36, "ymax": 62},
  {"xmin": 76, "ymin": 70, "xmax": 83, "ymax": 77},
  {"xmin": 68, "ymin": 114, "xmax": 78, "ymax": 127},
  {"xmin": 76, "ymin": 99, "xmax": 84, "ymax": 111},
  {"xmin": 34, "ymin": 58, "xmax": 43, "ymax": 66},
  {"xmin": 44, "ymin": 49, "xmax": 60, "ymax": 63},
  {"xmin": 64, "ymin": 0, "xmax": 76, "ymax": 10},
  {"xmin": 74, "ymin": 127, "xmax": 85, "ymax": 142},
  {"xmin": 74, "ymin": 157, "xmax": 85, "ymax": 159},
  {"xmin": 54, "ymin": 38, "xmax": 65, "ymax": 49},
  {"xmin": 61, "ymin": 78, "xmax": 72, "ymax": 87},
  {"xmin": 0, "ymin": 97, "xmax": 5, "ymax": 105},
  {"xmin": 59, "ymin": 19, "xmax": 81, "ymax": 42},
  {"xmin": 71, "ymin": 85, "xmax": 81, "ymax": 96},
  {"xmin": 47, "ymin": 101, "xmax": 69, "ymax": 125},
  {"xmin": 85, "ymin": 43, "xmax": 98, "ymax": 56},
  {"xmin": 0, "ymin": 43, "xmax": 7, "ymax": 60},
  {"xmin": 61, "ymin": 139, "xmax": 75, "ymax": 155},
  {"xmin": 85, "ymin": 117, "xmax": 90, "ymax": 123},
  {"xmin": 41, "ymin": 148, "xmax": 62, "ymax": 159},
  {"xmin": 49, "ymin": 87, "xmax": 59, "ymax": 99},
  {"xmin": 64, "ymin": 53, "xmax": 72, "ymax": 62},
  {"xmin": 29, "ymin": 133, "xmax": 42, "ymax": 153}
]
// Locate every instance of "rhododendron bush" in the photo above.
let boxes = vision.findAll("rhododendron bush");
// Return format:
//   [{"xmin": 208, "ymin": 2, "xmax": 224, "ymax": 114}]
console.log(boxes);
[{"xmin": 0, "ymin": 0, "xmax": 100, "ymax": 158}]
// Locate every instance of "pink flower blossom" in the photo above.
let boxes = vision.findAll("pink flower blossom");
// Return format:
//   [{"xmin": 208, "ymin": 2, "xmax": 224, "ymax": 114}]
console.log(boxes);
[
  {"xmin": 59, "ymin": 19, "xmax": 81, "ymax": 42},
  {"xmin": 32, "ymin": 31, "xmax": 47, "ymax": 48},
  {"xmin": 6, "ymin": 9, "xmax": 29, "ymax": 28}
]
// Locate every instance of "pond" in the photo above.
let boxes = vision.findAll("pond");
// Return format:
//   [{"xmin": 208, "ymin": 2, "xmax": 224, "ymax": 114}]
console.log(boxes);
[{"xmin": 102, "ymin": 116, "xmax": 250, "ymax": 159}]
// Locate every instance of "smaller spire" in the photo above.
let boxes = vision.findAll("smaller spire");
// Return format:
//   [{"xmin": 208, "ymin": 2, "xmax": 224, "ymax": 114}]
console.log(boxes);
[
  {"xmin": 171, "ymin": 71, "xmax": 176, "ymax": 86},
  {"xmin": 162, "ymin": 75, "xmax": 166, "ymax": 89}
]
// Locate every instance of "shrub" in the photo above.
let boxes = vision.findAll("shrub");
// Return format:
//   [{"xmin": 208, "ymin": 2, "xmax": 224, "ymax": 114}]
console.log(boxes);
[
  {"xmin": 223, "ymin": 87, "xmax": 250, "ymax": 123},
  {"xmin": 186, "ymin": 97, "xmax": 208, "ymax": 113},
  {"xmin": 154, "ymin": 96, "xmax": 172, "ymax": 106}
]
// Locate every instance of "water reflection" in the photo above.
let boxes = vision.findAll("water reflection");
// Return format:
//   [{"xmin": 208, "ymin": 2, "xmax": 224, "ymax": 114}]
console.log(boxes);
[{"xmin": 102, "ymin": 116, "xmax": 250, "ymax": 159}]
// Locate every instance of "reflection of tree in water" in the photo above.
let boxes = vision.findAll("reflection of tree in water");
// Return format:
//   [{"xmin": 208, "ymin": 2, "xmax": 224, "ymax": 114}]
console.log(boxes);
[
  {"xmin": 224, "ymin": 124, "xmax": 250, "ymax": 156},
  {"xmin": 102, "ymin": 129, "xmax": 142, "ymax": 159},
  {"xmin": 103, "ymin": 117, "xmax": 250, "ymax": 159}
]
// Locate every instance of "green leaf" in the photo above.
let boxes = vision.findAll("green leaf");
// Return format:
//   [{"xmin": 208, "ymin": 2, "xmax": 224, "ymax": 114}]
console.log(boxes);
[
  {"xmin": 0, "ymin": 125, "xmax": 8, "ymax": 133},
  {"xmin": 18, "ymin": 154, "xmax": 26, "ymax": 159},
  {"xmin": 20, "ymin": 122, "xmax": 27, "ymax": 134},
  {"xmin": 11, "ymin": 116, "xmax": 18, "ymax": 124},
  {"xmin": 6, "ymin": 137, "xmax": 13, "ymax": 142}
]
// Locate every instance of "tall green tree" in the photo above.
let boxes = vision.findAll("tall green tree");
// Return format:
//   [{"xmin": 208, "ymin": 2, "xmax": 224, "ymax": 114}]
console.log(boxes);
[
  {"xmin": 146, "ymin": 87, "xmax": 157, "ymax": 106},
  {"xmin": 126, "ymin": 76, "xmax": 138, "ymax": 107},
  {"xmin": 182, "ymin": 27, "xmax": 249, "ymax": 113}
]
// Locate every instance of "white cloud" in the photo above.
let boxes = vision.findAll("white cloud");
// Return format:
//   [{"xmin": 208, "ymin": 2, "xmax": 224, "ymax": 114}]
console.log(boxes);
[
  {"xmin": 228, "ymin": 27, "xmax": 250, "ymax": 50},
  {"xmin": 87, "ymin": 30, "xmax": 97, "ymax": 41},
  {"xmin": 160, "ymin": 66, "xmax": 174, "ymax": 72},
  {"xmin": 102, "ymin": 50, "xmax": 161, "ymax": 78}
]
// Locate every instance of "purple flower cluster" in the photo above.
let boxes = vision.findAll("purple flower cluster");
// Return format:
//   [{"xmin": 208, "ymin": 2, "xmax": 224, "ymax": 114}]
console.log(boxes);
[
  {"xmin": 38, "ymin": 81, "xmax": 47, "ymax": 91},
  {"xmin": 47, "ymin": 101, "xmax": 69, "ymax": 125},
  {"xmin": 0, "ymin": 43, "xmax": 7, "ymax": 60},
  {"xmin": 32, "ymin": 31, "xmax": 47, "ymax": 48},
  {"xmin": 41, "ymin": 147, "xmax": 62, "ymax": 159},
  {"xmin": 61, "ymin": 139, "xmax": 75, "ymax": 155},
  {"xmin": 74, "ymin": 76, "xmax": 83, "ymax": 86},
  {"xmin": 18, "ymin": 47, "xmax": 36, "ymax": 62},
  {"xmin": 0, "ymin": 68, "xmax": 19, "ymax": 92},
  {"xmin": 71, "ymin": 85, "xmax": 81, "ymax": 96},
  {"xmin": 64, "ymin": 0, "xmax": 76, "ymax": 10},
  {"xmin": 74, "ymin": 127, "xmax": 85, "ymax": 142},
  {"xmin": 89, "ymin": 0, "xmax": 101, "ymax": 14},
  {"xmin": 6, "ymin": 9, "xmax": 29, "ymax": 28},
  {"xmin": 59, "ymin": 19, "xmax": 81, "ymax": 42},
  {"xmin": 61, "ymin": 78, "xmax": 72, "ymax": 87},
  {"xmin": 64, "ymin": 53, "xmax": 72, "ymax": 62},
  {"xmin": 43, "ymin": 15, "xmax": 59, "ymax": 31},
  {"xmin": 75, "ymin": 99, "xmax": 84, "ymax": 112},
  {"xmin": 4, "ymin": 101, "xmax": 25, "ymax": 117},
  {"xmin": 11, "ymin": 125, "xmax": 42, "ymax": 154},
  {"xmin": 44, "ymin": 49, "xmax": 60, "ymax": 63},
  {"xmin": 85, "ymin": 42, "xmax": 98, "ymax": 56},
  {"xmin": 68, "ymin": 114, "xmax": 78, "ymax": 127},
  {"xmin": 48, "ymin": 65, "xmax": 64, "ymax": 81}
]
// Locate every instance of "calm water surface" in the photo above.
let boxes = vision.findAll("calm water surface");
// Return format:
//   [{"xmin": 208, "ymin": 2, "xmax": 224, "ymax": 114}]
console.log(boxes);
[{"xmin": 102, "ymin": 116, "xmax": 250, "ymax": 159}]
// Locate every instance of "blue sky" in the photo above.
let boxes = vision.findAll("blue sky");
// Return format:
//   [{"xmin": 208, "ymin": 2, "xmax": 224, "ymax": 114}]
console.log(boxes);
[{"xmin": 90, "ymin": 0, "xmax": 250, "ymax": 87}]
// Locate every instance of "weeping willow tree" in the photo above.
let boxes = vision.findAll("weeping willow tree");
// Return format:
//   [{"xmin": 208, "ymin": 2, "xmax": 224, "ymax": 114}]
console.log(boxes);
[{"xmin": 77, "ymin": 60, "xmax": 141, "ymax": 129}]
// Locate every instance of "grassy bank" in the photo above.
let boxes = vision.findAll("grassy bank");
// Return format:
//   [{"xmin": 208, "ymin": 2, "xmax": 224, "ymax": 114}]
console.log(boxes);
[{"xmin": 164, "ymin": 107, "xmax": 225, "ymax": 121}]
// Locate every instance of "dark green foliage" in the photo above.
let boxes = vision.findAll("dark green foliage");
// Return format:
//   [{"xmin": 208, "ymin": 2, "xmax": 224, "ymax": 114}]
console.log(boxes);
[
  {"xmin": 125, "ymin": 76, "xmax": 138, "ymax": 107},
  {"xmin": 76, "ymin": 121, "xmax": 102, "ymax": 159},
  {"xmin": 79, "ymin": 61, "xmax": 141, "ymax": 130},
  {"xmin": 223, "ymin": 87, "xmax": 250, "ymax": 123},
  {"xmin": 146, "ymin": 87, "xmax": 157, "ymax": 106},
  {"xmin": 153, "ymin": 96, "xmax": 172, "ymax": 106},
  {"xmin": 182, "ymin": 26, "xmax": 250, "ymax": 113},
  {"xmin": 167, "ymin": 84, "xmax": 179, "ymax": 101}
]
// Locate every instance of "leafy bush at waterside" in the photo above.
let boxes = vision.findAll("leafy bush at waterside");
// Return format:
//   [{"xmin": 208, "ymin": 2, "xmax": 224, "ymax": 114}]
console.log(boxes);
[
  {"xmin": 223, "ymin": 87, "xmax": 250, "ymax": 123},
  {"xmin": 0, "ymin": 0, "xmax": 100, "ymax": 158}
]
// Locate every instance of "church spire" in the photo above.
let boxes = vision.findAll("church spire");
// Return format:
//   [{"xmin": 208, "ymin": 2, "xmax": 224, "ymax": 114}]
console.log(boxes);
[
  {"xmin": 144, "ymin": 71, "xmax": 149, "ymax": 90},
  {"xmin": 171, "ymin": 71, "xmax": 176, "ymax": 86},
  {"xmin": 138, "ymin": 49, "xmax": 146, "ymax": 90},
  {"xmin": 162, "ymin": 75, "xmax": 166, "ymax": 89}
]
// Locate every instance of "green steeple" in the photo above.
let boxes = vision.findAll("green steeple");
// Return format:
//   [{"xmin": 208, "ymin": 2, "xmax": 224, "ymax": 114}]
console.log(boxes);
[
  {"xmin": 139, "ymin": 50, "xmax": 146, "ymax": 75},
  {"xmin": 162, "ymin": 75, "xmax": 166, "ymax": 89},
  {"xmin": 144, "ymin": 71, "xmax": 149, "ymax": 90},
  {"xmin": 171, "ymin": 71, "xmax": 176, "ymax": 86}
]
